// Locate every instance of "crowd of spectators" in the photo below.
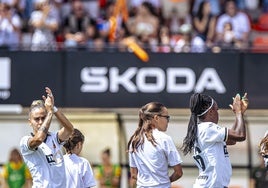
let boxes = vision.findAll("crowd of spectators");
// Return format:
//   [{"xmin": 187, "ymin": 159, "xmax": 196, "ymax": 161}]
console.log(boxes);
[{"xmin": 0, "ymin": 0, "xmax": 268, "ymax": 52}]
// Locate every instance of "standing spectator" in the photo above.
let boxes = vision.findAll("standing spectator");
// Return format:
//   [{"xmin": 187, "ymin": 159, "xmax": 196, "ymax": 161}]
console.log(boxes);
[
  {"xmin": 29, "ymin": 0, "xmax": 59, "ymax": 51},
  {"xmin": 216, "ymin": 0, "xmax": 251, "ymax": 50},
  {"xmin": 63, "ymin": 128, "xmax": 96, "ymax": 188},
  {"xmin": 181, "ymin": 93, "xmax": 248, "ymax": 188},
  {"xmin": 0, "ymin": 3, "xmax": 22, "ymax": 50},
  {"xmin": 63, "ymin": 0, "xmax": 97, "ymax": 48},
  {"xmin": 20, "ymin": 87, "xmax": 74, "ymax": 188},
  {"xmin": 191, "ymin": 0, "xmax": 216, "ymax": 52},
  {"xmin": 128, "ymin": 102, "xmax": 183, "ymax": 187},
  {"xmin": 0, "ymin": 148, "xmax": 32, "ymax": 188},
  {"xmin": 82, "ymin": 0, "xmax": 99, "ymax": 19},
  {"xmin": 96, "ymin": 148, "xmax": 121, "ymax": 188}
]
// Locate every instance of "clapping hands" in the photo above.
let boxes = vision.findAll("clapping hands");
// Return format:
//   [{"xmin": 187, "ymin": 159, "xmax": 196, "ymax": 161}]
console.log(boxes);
[
  {"xmin": 229, "ymin": 93, "xmax": 248, "ymax": 114},
  {"xmin": 42, "ymin": 87, "xmax": 54, "ymax": 113}
]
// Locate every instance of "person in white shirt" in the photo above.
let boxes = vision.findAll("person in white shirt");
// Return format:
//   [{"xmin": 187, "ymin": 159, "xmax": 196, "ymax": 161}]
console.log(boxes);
[
  {"xmin": 30, "ymin": 0, "xmax": 58, "ymax": 51},
  {"xmin": 20, "ymin": 87, "xmax": 74, "ymax": 188},
  {"xmin": 181, "ymin": 92, "xmax": 248, "ymax": 188},
  {"xmin": 63, "ymin": 128, "xmax": 96, "ymax": 188},
  {"xmin": 216, "ymin": 0, "xmax": 251, "ymax": 49},
  {"xmin": 128, "ymin": 102, "xmax": 183, "ymax": 188},
  {"xmin": 0, "ymin": 3, "xmax": 22, "ymax": 49}
]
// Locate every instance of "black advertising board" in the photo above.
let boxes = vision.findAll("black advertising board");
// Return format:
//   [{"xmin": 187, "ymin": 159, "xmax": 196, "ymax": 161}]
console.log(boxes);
[
  {"xmin": 0, "ymin": 51, "xmax": 63, "ymax": 106},
  {"xmin": 64, "ymin": 52, "xmax": 240, "ymax": 108},
  {"xmin": 243, "ymin": 53, "xmax": 268, "ymax": 109},
  {"xmin": 3, "ymin": 51, "xmax": 261, "ymax": 108}
]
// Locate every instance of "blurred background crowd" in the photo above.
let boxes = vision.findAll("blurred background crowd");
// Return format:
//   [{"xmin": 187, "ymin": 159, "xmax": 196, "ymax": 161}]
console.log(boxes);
[{"xmin": 1, "ymin": 0, "xmax": 268, "ymax": 52}]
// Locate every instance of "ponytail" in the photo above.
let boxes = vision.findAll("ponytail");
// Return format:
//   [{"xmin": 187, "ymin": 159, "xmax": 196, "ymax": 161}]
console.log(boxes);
[{"xmin": 181, "ymin": 93, "xmax": 213, "ymax": 155}]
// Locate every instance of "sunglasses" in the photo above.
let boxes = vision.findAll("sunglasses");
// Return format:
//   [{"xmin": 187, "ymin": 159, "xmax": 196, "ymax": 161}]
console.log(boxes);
[{"xmin": 158, "ymin": 115, "xmax": 170, "ymax": 121}]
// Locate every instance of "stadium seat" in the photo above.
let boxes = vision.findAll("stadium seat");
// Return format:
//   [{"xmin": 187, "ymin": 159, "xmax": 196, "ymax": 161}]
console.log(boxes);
[{"xmin": 251, "ymin": 35, "xmax": 268, "ymax": 53}]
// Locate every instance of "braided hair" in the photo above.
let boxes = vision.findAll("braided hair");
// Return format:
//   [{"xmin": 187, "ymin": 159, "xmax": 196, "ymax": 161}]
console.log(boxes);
[
  {"xmin": 181, "ymin": 93, "xmax": 214, "ymax": 155},
  {"xmin": 127, "ymin": 102, "xmax": 166, "ymax": 153},
  {"xmin": 64, "ymin": 128, "xmax": 85, "ymax": 154}
]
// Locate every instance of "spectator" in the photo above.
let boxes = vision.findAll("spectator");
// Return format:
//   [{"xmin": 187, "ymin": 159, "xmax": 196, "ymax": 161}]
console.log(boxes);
[
  {"xmin": 191, "ymin": 0, "xmax": 216, "ymax": 52},
  {"xmin": 192, "ymin": 0, "xmax": 222, "ymax": 16},
  {"xmin": 82, "ymin": 0, "xmax": 99, "ymax": 19},
  {"xmin": 162, "ymin": 0, "xmax": 190, "ymax": 30},
  {"xmin": 129, "ymin": 0, "xmax": 161, "ymax": 17},
  {"xmin": 63, "ymin": 0, "xmax": 97, "ymax": 48},
  {"xmin": 0, "ymin": 3, "xmax": 22, "ymax": 50},
  {"xmin": 165, "ymin": 6, "xmax": 192, "ymax": 36},
  {"xmin": 96, "ymin": 148, "xmax": 121, "ymax": 188},
  {"xmin": 216, "ymin": 0, "xmax": 251, "ymax": 50},
  {"xmin": 29, "ymin": 0, "xmax": 59, "ymax": 51},
  {"xmin": 0, "ymin": 148, "xmax": 32, "ymax": 188},
  {"xmin": 172, "ymin": 23, "xmax": 192, "ymax": 53},
  {"xmin": 127, "ymin": 2, "xmax": 160, "ymax": 47}
]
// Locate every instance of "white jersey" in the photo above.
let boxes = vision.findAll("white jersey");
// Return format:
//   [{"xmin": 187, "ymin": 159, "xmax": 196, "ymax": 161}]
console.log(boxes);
[
  {"xmin": 20, "ymin": 132, "xmax": 66, "ymax": 188},
  {"xmin": 193, "ymin": 122, "xmax": 231, "ymax": 188},
  {"xmin": 64, "ymin": 154, "xmax": 96, "ymax": 188},
  {"xmin": 129, "ymin": 129, "xmax": 182, "ymax": 188}
]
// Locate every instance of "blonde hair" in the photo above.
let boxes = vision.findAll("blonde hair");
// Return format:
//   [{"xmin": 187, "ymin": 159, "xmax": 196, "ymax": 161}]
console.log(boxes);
[{"xmin": 29, "ymin": 100, "xmax": 46, "ymax": 117}]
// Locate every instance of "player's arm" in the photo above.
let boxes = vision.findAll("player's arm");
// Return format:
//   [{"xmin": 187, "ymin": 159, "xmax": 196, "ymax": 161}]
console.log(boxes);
[
  {"xmin": 129, "ymin": 167, "xmax": 138, "ymax": 187},
  {"xmin": 227, "ymin": 93, "xmax": 248, "ymax": 143},
  {"xmin": 45, "ymin": 87, "xmax": 74, "ymax": 142},
  {"xmin": 54, "ymin": 110, "xmax": 74, "ymax": 142},
  {"xmin": 169, "ymin": 164, "xmax": 183, "ymax": 182}
]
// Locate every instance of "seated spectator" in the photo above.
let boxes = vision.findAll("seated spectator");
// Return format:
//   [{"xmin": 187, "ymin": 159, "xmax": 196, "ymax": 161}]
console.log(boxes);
[
  {"xmin": 165, "ymin": 5, "xmax": 192, "ymax": 36},
  {"xmin": 191, "ymin": 0, "xmax": 216, "ymax": 52},
  {"xmin": 0, "ymin": 2, "xmax": 22, "ymax": 50},
  {"xmin": 129, "ymin": 0, "xmax": 161, "ymax": 17},
  {"xmin": 63, "ymin": 0, "xmax": 97, "ymax": 49},
  {"xmin": 127, "ymin": 2, "xmax": 160, "ymax": 47},
  {"xmin": 172, "ymin": 23, "xmax": 192, "ymax": 53},
  {"xmin": 158, "ymin": 26, "xmax": 171, "ymax": 52},
  {"xmin": 216, "ymin": 0, "xmax": 251, "ymax": 50},
  {"xmin": 29, "ymin": 0, "xmax": 59, "ymax": 51},
  {"xmin": 220, "ymin": 22, "xmax": 237, "ymax": 49}
]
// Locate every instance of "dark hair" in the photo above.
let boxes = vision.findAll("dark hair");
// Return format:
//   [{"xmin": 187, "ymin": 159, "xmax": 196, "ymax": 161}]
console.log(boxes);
[
  {"xmin": 181, "ymin": 93, "xmax": 213, "ymax": 155},
  {"xmin": 141, "ymin": 1, "xmax": 157, "ymax": 17},
  {"xmin": 102, "ymin": 148, "xmax": 111, "ymax": 156},
  {"xmin": 127, "ymin": 102, "xmax": 166, "ymax": 153},
  {"xmin": 196, "ymin": 1, "xmax": 208, "ymax": 19},
  {"xmin": 64, "ymin": 128, "xmax": 85, "ymax": 154}
]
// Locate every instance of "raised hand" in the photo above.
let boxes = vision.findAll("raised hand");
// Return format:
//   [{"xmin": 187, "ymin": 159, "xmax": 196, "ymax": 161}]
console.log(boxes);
[
  {"xmin": 229, "ymin": 93, "xmax": 242, "ymax": 114},
  {"xmin": 241, "ymin": 93, "xmax": 248, "ymax": 114},
  {"xmin": 42, "ymin": 87, "xmax": 54, "ymax": 112}
]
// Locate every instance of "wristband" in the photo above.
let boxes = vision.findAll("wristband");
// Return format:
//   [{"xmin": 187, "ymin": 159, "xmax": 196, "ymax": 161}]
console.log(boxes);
[{"xmin": 53, "ymin": 106, "xmax": 58, "ymax": 113}]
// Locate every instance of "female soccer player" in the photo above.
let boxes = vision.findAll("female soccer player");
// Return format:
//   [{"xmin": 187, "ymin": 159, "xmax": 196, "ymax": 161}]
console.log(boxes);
[
  {"xmin": 128, "ymin": 102, "xmax": 183, "ymax": 187},
  {"xmin": 181, "ymin": 93, "xmax": 248, "ymax": 188}
]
